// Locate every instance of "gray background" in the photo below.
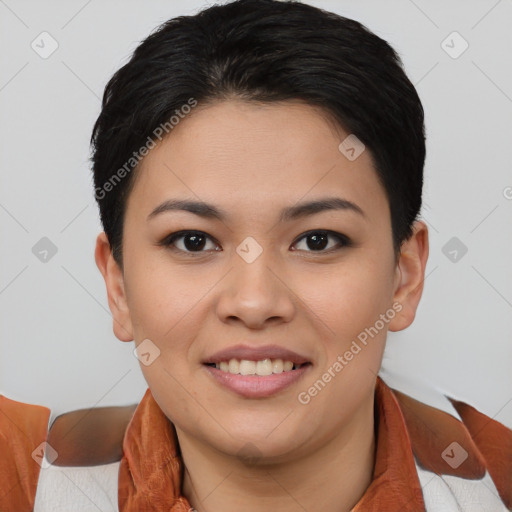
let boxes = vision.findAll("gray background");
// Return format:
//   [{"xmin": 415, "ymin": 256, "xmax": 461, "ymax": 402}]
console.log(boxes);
[{"xmin": 1, "ymin": 0, "xmax": 511, "ymax": 427}]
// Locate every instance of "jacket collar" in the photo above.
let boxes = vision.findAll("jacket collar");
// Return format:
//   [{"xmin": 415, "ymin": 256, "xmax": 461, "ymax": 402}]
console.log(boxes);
[{"xmin": 118, "ymin": 377, "xmax": 426, "ymax": 511}]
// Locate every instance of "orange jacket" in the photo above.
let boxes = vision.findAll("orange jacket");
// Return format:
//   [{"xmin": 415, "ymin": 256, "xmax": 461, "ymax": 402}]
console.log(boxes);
[{"xmin": 1, "ymin": 377, "xmax": 511, "ymax": 511}]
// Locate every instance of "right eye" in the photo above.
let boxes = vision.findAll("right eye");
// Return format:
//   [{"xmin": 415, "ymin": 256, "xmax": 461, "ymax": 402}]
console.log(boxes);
[{"xmin": 160, "ymin": 230, "xmax": 221, "ymax": 256}]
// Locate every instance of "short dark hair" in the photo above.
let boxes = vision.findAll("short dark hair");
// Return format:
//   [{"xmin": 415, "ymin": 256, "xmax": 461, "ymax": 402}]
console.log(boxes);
[{"xmin": 90, "ymin": 0, "xmax": 425, "ymax": 268}]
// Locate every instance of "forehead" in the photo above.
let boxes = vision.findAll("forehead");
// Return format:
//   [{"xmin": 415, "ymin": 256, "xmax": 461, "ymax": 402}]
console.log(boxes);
[{"xmin": 126, "ymin": 100, "xmax": 389, "ymax": 225}]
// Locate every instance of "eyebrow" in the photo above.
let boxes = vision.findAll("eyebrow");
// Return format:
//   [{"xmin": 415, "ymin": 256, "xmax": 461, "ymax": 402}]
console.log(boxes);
[{"xmin": 147, "ymin": 197, "xmax": 366, "ymax": 223}]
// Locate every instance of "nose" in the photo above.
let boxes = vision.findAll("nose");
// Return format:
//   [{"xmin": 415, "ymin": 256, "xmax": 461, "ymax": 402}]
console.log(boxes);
[{"xmin": 215, "ymin": 252, "xmax": 295, "ymax": 330}]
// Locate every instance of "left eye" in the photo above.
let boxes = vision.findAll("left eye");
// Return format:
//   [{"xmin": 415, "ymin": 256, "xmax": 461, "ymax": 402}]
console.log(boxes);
[
  {"xmin": 161, "ymin": 230, "xmax": 350, "ymax": 255},
  {"xmin": 292, "ymin": 230, "xmax": 350, "ymax": 252}
]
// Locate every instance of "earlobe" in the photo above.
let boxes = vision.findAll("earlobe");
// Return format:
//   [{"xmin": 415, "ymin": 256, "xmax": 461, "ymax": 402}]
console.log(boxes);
[
  {"xmin": 94, "ymin": 232, "xmax": 134, "ymax": 342},
  {"xmin": 388, "ymin": 221, "xmax": 429, "ymax": 332}
]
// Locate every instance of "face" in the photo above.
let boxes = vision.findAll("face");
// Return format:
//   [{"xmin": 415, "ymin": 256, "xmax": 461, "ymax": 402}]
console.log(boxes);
[{"xmin": 96, "ymin": 99, "xmax": 428, "ymax": 462}]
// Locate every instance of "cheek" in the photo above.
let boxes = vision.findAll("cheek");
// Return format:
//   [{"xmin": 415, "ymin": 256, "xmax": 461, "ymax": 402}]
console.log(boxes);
[
  {"xmin": 141, "ymin": 364, "xmax": 198, "ymax": 427},
  {"xmin": 294, "ymin": 257, "xmax": 395, "ymax": 340},
  {"xmin": 124, "ymin": 254, "xmax": 205, "ymax": 340}
]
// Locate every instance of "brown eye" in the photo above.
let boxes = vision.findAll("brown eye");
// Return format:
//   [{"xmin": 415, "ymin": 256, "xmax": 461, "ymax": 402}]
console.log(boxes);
[
  {"xmin": 162, "ymin": 231, "xmax": 220, "ymax": 254},
  {"xmin": 292, "ymin": 230, "xmax": 351, "ymax": 253}
]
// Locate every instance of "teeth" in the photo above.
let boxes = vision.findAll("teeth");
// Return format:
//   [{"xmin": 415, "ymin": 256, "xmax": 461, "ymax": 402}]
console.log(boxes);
[
  {"xmin": 256, "ymin": 359, "xmax": 273, "ymax": 376},
  {"xmin": 283, "ymin": 360, "xmax": 293, "ymax": 372},
  {"xmin": 228, "ymin": 359, "xmax": 239, "ymax": 374},
  {"xmin": 240, "ymin": 359, "xmax": 256, "ymax": 375},
  {"xmin": 212, "ymin": 358, "xmax": 303, "ymax": 376},
  {"xmin": 273, "ymin": 359, "xmax": 284, "ymax": 373}
]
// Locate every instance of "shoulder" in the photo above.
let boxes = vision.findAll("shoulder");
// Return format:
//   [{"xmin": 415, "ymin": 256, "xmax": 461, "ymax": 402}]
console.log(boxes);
[
  {"xmin": 0, "ymin": 394, "xmax": 50, "ymax": 511},
  {"xmin": 35, "ymin": 403, "xmax": 137, "ymax": 512},
  {"xmin": 0, "ymin": 393, "xmax": 137, "ymax": 511},
  {"xmin": 46, "ymin": 403, "xmax": 137, "ymax": 466},
  {"xmin": 389, "ymin": 385, "xmax": 512, "ymax": 511}
]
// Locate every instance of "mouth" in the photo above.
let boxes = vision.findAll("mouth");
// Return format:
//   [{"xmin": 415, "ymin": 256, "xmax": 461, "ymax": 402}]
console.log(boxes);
[
  {"xmin": 202, "ymin": 344, "xmax": 313, "ymax": 398},
  {"xmin": 203, "ymin": 360, "xmax": 312, "ymax": 398},
  {"xmin": 204, "ymin": 359, "xmax": 311, "ymax": 376}
]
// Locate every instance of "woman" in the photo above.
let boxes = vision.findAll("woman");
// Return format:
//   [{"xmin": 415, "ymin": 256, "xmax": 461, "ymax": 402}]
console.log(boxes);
[{"xmin": 1, "ymin": 1, "xmax": 510, "ymax": 510}]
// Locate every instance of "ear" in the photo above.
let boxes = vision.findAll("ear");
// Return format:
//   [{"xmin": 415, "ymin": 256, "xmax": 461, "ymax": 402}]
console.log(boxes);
[
  {"xmin": 388, "ymin": 220, "xmax": 429, "ymax": 332},
  {"xmin": 94, "ymin": 232, "xmax": 134, "ymax": 342}
]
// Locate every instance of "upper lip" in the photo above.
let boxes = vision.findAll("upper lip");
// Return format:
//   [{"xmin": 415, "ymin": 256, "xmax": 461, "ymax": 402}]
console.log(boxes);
[{"xmin": 203, "ymin": 344, "xmax": 310, "ymax": 365}]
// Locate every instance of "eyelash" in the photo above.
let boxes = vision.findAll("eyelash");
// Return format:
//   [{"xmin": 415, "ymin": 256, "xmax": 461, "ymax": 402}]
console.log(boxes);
[{"xmin": 159, "ymin": 230, "xmax": 352, "ymax": 256}]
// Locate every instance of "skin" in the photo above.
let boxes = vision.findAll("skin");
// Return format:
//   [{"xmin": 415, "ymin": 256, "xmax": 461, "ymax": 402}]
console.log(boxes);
[{"xmin": 95, "ymin": 99, "xmax": 428, "ymax": 512}]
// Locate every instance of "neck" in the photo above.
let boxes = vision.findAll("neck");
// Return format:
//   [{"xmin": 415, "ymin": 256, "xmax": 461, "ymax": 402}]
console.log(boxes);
[{"xmin": 178, "ymin": 395, "xmax": 376, "ymax": 512}]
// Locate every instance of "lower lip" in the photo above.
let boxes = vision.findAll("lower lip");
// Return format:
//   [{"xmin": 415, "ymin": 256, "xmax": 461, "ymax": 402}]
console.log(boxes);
[{"xmin": 203, "ymin": 364, "xmax": 312, "ymax": 398}]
